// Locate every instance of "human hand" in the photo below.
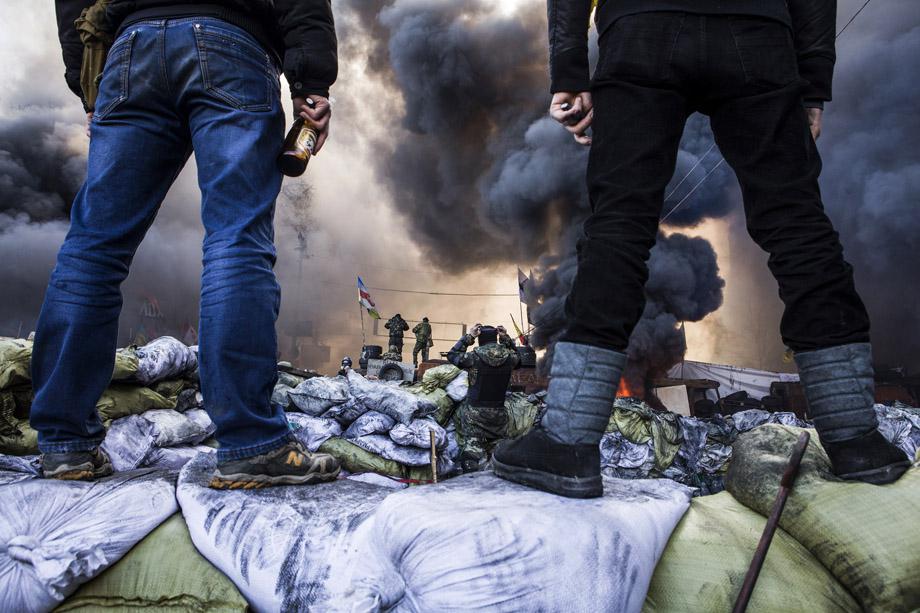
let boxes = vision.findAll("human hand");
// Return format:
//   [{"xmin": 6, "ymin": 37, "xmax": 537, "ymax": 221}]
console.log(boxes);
[
  {"xmin": 86, "ymin": 112, "xmax": 93, "ymax": 138},
  {"xmin": 807, "ymin": 107, "xmax": 822, "ymax": 141},
  {"xmin": 470, "ymin": 323, "xmax": 482, "ymax": 338},
  {"xmin": 496, "ymin": 325, "xmax": 507, "ymax": 335},
  {"xmin": 293, "ymin": 95, "xmax": 331, "ymax": 154},
  {"xmin": 549, "ymin": 92, "xmax": 593, "ymax": 145}
]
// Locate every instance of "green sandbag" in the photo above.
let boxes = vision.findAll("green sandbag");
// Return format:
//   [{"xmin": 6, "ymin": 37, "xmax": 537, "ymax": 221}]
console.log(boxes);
[
  {"xmin": 607, "ymin": 401, "xmax": 681, "ymax": 472},
  {"xmin": 319, "ymin": 437, "xmax": 436, "ymax": 482},
  {"xmin": 0, "ymin": 418, "xmax": 39, "ymax": 455},
  {"xmin": 726, "ymin": 424, "xmax": 920, "ymax": 612},
  {"xmin": 405, "ymin": 384, "xmax": 455, "ymax": 425},
  {"xmin": 644, "ymin": 492, "xmax": 859, "ymax": 612},
  {"xmin": 505, "ymin": 392, "xmax": 539, "ymax": 438},
  {"xmin": 0, "ymin": 337, "xmax": 32, "ymax": 390},
  {"xmin": 96, "ymin": 384, "xmax": 176, "ymax": 423},
  {"xmin": 112, "ymin": 348, "xmax": 140, "ymax": 382},
  {"xmin": 419, "ymin": 363, "xmax": 461, "ymax": 393},
  {"xmin": 56, "ymin": 513, "xmax": 248, "ymax": 612}
]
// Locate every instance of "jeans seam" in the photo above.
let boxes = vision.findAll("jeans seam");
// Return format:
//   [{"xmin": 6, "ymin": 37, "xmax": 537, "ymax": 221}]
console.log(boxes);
[
  {"xmin": 217, "ymin": 431, "xmax": 293, "ymax": 462},
  {"xmin": 40, "ymin": 437, "xmax": 105, "ymax": 454}
]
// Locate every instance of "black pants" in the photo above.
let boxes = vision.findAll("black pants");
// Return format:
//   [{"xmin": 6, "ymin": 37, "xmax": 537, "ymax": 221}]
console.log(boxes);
[{"xmin": 562, "ymin": 12, "xmax": 870, "ymax": 353}]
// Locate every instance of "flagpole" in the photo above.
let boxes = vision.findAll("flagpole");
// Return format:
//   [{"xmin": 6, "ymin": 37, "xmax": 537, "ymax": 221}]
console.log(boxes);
[{"xmin": 359, "ymin": 302, "xmax": 366, "ymax": 346}]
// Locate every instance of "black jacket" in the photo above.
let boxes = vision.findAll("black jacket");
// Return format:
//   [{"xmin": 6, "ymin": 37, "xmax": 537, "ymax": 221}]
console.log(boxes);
[
  {"xmin": 56, "ymin": 0, "xmax": 336, "ymax": 110},
  {"xmin": 548, "ymin": 0, "xmax": 837, "ymax": 103},
  {"xmin": 448, "ymin": 335, "xmax": 521, "ymax": 408}
]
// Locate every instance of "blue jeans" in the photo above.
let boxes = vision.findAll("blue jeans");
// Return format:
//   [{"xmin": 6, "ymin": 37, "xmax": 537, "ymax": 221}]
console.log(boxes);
[{"xmin": 30, "ymin": 17, "xmax": 293, "ymax": 461}]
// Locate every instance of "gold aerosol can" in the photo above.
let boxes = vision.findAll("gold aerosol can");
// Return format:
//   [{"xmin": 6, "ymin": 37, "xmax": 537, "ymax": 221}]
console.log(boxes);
[{"xmin": 278, "ymin": 99, "xmax": 318, "ymax": 177}]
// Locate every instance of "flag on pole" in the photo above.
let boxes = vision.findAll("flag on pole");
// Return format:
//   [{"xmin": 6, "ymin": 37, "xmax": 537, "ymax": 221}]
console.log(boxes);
[
  {"xmin": 517, "ymin": 268, "xmax": 530, "ymax": 302},
  {"xmin": 510, "ymin": 313, "xmax": 527, "ymax": 345},
  {"xmin": 357, "ymin": 276, "xmax": 381, "ymax": 319}
]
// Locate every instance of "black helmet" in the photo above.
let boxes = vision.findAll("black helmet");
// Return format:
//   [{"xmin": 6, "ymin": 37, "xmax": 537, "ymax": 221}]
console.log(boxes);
[
  {"xmin": 478, "ymin": 325, "xmax": 498, "ymax": 346},
  {"xmin": 341, "ymin": 356, "xmax": 353, "ymax": 368},
  {"xmin": 423, "ymin": 317, "xmax": 429, "ymax": 322}
]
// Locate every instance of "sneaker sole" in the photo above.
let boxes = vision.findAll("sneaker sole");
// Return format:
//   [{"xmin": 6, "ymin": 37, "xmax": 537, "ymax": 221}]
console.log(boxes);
[
  {"xmin": 208, "ymin": 467, "xmax": 341, "ymax": 490},
  {"xmin": 838, "ymin": 459, "xmax": 911, "ymax": 485},
  {"xmin": 493, "ymin": 458, "xmax": 602, "ymax": 499}
]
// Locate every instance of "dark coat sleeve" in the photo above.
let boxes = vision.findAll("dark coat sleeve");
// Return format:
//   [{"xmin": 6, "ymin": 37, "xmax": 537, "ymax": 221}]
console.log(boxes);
[
  {"xmin": 272, "ymin": 0, "xmax": 337, "ymax": 99},
  {"xmin": 56, "ymin": 0, "xmax": 96, "ymax": 110},
  {"xmin": 546, "ymin": 0, "xmax": 593, "ymax": 93},
  {"xmin": 447, "ymin": 335, "xmax": 476, "ymax": 369},
  {"xmin": 788, "ymin": 0, "xmax": 837, "ymax": 105}
]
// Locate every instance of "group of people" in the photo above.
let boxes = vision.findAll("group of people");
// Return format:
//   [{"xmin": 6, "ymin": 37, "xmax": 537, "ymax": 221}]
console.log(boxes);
[{"xmin": 33, "ymin": 0, "xmax": 909, "ymax": 492}]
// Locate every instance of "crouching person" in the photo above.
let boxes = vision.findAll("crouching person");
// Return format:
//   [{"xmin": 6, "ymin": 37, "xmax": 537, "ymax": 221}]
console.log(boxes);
[
  {"xmin": 448, "ymin": 325, "xmax": 521, "ymax": 473},
  {"xmin": 34, "ymin": 0, "xmax": 340, "ymax": 488}
]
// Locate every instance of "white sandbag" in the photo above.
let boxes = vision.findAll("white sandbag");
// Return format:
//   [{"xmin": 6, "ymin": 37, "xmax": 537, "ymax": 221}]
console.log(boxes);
[
  {"xmin": 142, "ymin": 409, "xmax": 213, "ymax": 447},
  {"xmin": 731, "ymin": 409, "xmax": 771, "ymax": 432},
  {"xmin": 0, "ymin": 470, "xmax": 177, "ymax": 612},
  {"xmin": 876, "ymin": 403, "xmax": 920, "ymax": 459},
  {"xmin": 345, "ymin": 472, "xmax": 409, "ymax": 490},
  {"xmin": 338, "ymin": 473, "xmax": 692, "ymax": 613},
  {"xmin": 389, "ymin": 419, "xmax": 447, "ymax": 450},
  {"xmin": 101, "ymin": 415, "xmax": 157, "ymax": 471},
  {"xmin": 176, "ymin": 454, "xmax": 393, "ymax": 612},
  {"xmin": 344, "ymin": 411, "xmax": 396, "ymax": 440},
  {"xmin": 288, "ymin": 376, "xmax": 350, "ymax": 416},
  {"xmin": 350, "ymin": 434, "xmax": 434, "ymax": 467},
  {"xmin": 143, "ymin": 445, "xmax": 215, "ymax": 470},
  {"xmin": 323, "ymin": 398, "xmax": 369, "ymax": 425},
  {"xmin": 288, "ymin": 413, "xmax": 343, "ymax": 452},
  {"xmin": 445, "ymin": 370, "xmax": 469, "ymax": 402},
  {"xmin": 271, "ymin": 383, "xmax": 293, "ymax": 409},
  {"xmin": 135, "ymin": 336, "xmax": 198, "ymax": 385},
  {"xmin": 347, "ymin": 370, "xmax": 437, "ymax": 425},
  {"xmin": 0, "ymin": 454, "xmax": 40, "ymax": 485}
]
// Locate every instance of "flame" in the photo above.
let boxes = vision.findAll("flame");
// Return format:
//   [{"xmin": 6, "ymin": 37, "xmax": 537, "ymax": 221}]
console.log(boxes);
[{"xmin": 616, "ymin": 378, "xmax": 642, "ymax": 398}]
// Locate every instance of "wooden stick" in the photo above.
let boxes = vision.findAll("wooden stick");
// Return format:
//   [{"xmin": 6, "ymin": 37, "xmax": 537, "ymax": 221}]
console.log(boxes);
[
  {"xmin": 732, "ymin": 431, "xmax": 811, "ymax": 613},
  {"xmin": 429, "ymin": 430, "xmax": 438, "ymax": 484}
]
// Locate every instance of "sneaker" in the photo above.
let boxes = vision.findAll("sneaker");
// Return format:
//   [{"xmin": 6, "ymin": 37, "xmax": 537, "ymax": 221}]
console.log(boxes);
[
  {"xmin": 43, "ymin": 447, "xmax": 114, "ymax": 481},
  {"xmin": 822, "ymin": 429, "xmax": 911, "ymax": 485},
  {"xmin": 493, "ymin": 428, "xmax": 602, "ymax": 499},
  {"xmin": 209, "ymin": 440, "xmax": 341, "ymax": 490}
]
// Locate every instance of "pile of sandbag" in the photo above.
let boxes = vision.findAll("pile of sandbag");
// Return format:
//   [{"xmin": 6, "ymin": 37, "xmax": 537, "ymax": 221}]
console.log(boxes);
[
  {"xmin": 0, "ymin": 336, "xmax": 201, "ymax": 457},
  {"xmin": 280, "ymin": 368, "xmax": 463, "ymax": 480},
  {"xmin": 602, "ymin": 398, "xmax": 917, "ymax": 495}
]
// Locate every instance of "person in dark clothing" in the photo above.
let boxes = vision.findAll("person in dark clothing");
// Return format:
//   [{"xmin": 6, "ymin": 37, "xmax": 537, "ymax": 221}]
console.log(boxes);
[
  {"xmin": 34, "ymin": 0, "xmax": 341, "ymax": 488},
  {"xmin": 494, "ymin": 0, "xmax": 910, "ymax": 498},
  {"xmin": 411, "ymin": 317, "xmax": 433, "ymax": 366},
  {"xmin": 448, "ymin": 325, "xmax": 521, "ymax": 473},
  {"xmin": 384, "ymin": 314, "xmax": 410, "ymax": 356}
]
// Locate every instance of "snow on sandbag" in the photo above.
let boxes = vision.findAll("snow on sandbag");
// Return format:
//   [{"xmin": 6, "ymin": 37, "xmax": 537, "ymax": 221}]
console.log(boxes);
[
  {"xmin": 0, "ymin": 470, "xmax": 177, "ymax": 612},
  {"xmin": 445, "ymin": 369, "xmax": 469, "ymax": 402},
  {"xmin": 176, "ymin": 454, "xmax": 393, "ymax": 611},
  {"xmin": 143, "ymin": 445, "xmax": 215, "ymax": 470},
  {"xmin": 142, "ymin": 409, "xmax": 214, "ymax": 447},
  {"xmin": 350, "ymin": 434, "xmax": 434, "ymax": 467},
  {"xmin": 324, "ymin": 398, "xmax": 369, "ymax": 426},
  {"xmin": 345, "ymin": 472, "xmax": 409, "ymax": 490},
  {"xmin": 271, "ymin": 383, "xmax": 294, "ymax": 410},
  {"xmin": 0, "ymin": 453, "xmax": 40, "ymax": 485},
  {"xmin": 344, "ymin": 411, "xmax": 396, "ymax": 440},
  {"xmin": 288, "ymin": 412, "xmax": 343, "ymax": 452},
  {"xmin": 347, "ymin": 369, "xmax": 437, "ymax": 425},
  {"xmin": 389, "ymin": 419, "xmax": 447, "ymax": 450},
  {"xmin": 135, "ymin": 337, "xmax": 198, "ymax": 385},
  {"xmin": 338, "ymin": 473, "xmax": 693, "ymax": 613},
  {"xmin": 288, "ymin": 376, "xmax": 350, "ymax": 416},
  {"xmin": 101, "ymin": 415, "xmax": 158, "ymax": 471}
]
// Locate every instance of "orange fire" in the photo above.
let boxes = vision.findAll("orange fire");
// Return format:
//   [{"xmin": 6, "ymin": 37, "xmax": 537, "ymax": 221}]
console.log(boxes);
[{"xmin": 616, "ymin": 378, "xmax": 642, "ymax": 398}]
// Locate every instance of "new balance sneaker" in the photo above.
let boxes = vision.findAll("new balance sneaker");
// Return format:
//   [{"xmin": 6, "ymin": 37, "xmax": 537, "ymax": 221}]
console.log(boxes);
[
  {"xmin": 209, "ymin": 440, "xmax": 341, "ymax": 490},
  {"xmin": 42, "ymin": 447, "xmax": 114, "ymax": 481},
  {"xmin": 493, "ymin": 428, "xmax": 603, "ymax": 499}
]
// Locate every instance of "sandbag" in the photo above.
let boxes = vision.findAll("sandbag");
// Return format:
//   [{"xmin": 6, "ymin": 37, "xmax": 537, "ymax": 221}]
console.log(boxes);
[
  {"xmin": 0, "ymin": 337, "xmax": 32, "ymax": 390},
  {"xmin": 271, "ymin": 383, "xmax": 293, "ymax": 410},
  {"xmin": 96, "ymin": 384, "xmax": 175, "ymax": 423},
  {"xmin": 404, "ymin": 384, "xmax": 454, "ymax": 425},
  {"xmin": 57, "ymin": 513, "xmax": 248, "ymax": 612},
  {"xmin": 445, "ymin": 369, "xmax": 469, "ymax": 402},
  {"xmin": 0, "ymin": 470, "xmax": 177, "ymax": 612},
  {"xmin": 287, "ymin": 413, "xmax": 343, "ymax": 452},
  {"xmin": 347, "ymin": 370, "xmax": 436, "ymax": 425},
  {"xmin": 318, "ymin": 437, "xmax": 444, "ymax": 482},
  {"xmin": 101, "ymin": 415, "xmax": 157, "ymax": 471},
  {"xmin": 143, "ymin": 445, "xmax": 215, "ymax": 471},
  {"xmin": 142, "ymin": 409, "xmax": 214, "ymax": 447},
  {"xmin": 504, "ymin": 392, "xmax": 540, "ymax": 438},
  {"xmin": 726, "ymin": 424, "xmax": 920, "ymax": 612},
  {"xmin": 323, "ymin": 398, "xmax": 369, "ymax": 425},
  {"xmin": 176, "ymin": 454, "xmax": 393, "ymax": 611},
  {"xmin": 288, "ymin": 376, "xmax": 350, "ymax": 416},
  {"xmin": 0, "ymin": 453, "xmax": 40, "ymax": 485},
  {"xmin": 351, "ymin": 434, "xmax": 435, "ymax": 467},
  {"xmin": 343, "ymin": 411, "xmax": 396, "ymax": 439},
  {"xmin": 0, "ymin": 417, "xmax": 39, "ymax": 455},
  {"xmin": 389, "ymin": 419, "xmax": 447, "ymax": 449},
  {"xmin": 134, "ymin": 337, "xmax": 198, "ymax": 385},
  {"xmin": 418, "ymin": 363, "xmax": 461, "ymax": 393},
  {"xmin": 644, "ymin": 491, "xmax": 859, "ymax": 612},
  {"xmin": 340, "ymin": 473, "xmax": 692, "ymax": 612}
]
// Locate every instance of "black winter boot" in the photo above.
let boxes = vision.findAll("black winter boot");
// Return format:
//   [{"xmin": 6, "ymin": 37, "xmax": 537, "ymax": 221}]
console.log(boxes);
[
  {"xmin": 796, "ymin": 343, "xmax": 910, "ymax": 485},
  {"xmin": 493, "ymin": 428, "xmax": 603, "ymax": 498}
]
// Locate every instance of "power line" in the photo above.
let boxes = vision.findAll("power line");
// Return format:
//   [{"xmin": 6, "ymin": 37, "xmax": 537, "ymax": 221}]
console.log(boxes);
[
  {"xmin": 368, "ymin": 286, "xmax": 519, "ymax": 297},
  {"xmin": 664, "ymin": 142, "xmax": 717, "ymax": 203},
  {"xmin": 659, "ymin": 0, "xmax": 873, "ymax": 224}
]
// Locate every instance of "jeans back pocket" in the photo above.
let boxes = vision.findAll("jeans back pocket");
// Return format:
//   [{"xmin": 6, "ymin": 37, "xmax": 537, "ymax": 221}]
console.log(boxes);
[
  {"xmin": 595, "ymin": 13, "xmax": 685, "ymax": 87},
  {"xmin": 93, "ymin": 30, "xmax": 138, "ymax": 121},
  {"xmin": 194, "ymin": 23, "xmax": 276, "ymax": 112},
  {"xmin": 728, "ymin": 17, "xmax": 799, "ymax": 92}
]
